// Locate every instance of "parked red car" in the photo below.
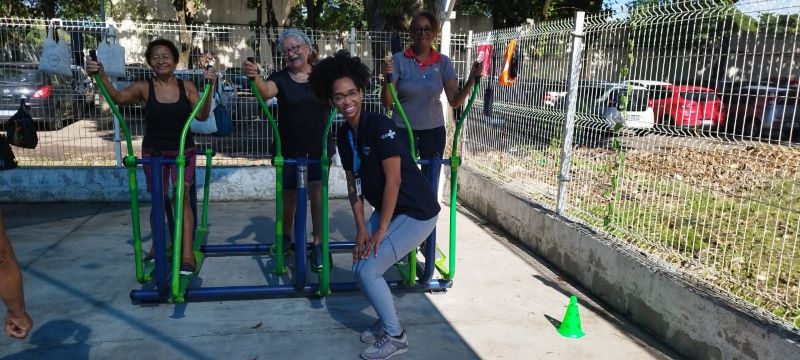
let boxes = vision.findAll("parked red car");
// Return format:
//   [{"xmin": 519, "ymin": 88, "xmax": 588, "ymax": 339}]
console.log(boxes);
[{"xmin": 649, "ymin": 85, "xmax": 725, "ymax": 127}]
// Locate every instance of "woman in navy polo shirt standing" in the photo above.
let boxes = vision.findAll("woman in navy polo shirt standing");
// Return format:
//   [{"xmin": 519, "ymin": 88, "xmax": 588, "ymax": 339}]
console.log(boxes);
[
  {"xmin": 310, "ymin": 51, "xmax": 439, "ymax": 360},
  {"xmin": 381, "ymin": 11, "xmax": 482, "ymax": 177}
]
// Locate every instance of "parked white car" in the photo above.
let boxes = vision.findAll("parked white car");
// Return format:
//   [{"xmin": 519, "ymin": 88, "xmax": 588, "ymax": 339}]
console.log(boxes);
[
  {"xmin": 623, "ymin": 79, "xmax": 672, "ymax": 89},
  {"xmin": 594, "ymin": 84, "xmax": 656, "ymax": 130}
]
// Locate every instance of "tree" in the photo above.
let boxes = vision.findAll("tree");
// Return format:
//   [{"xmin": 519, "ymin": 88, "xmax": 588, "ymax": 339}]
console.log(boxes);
[
  {"xmin": 289, "ymin": 0, "xmax": 366, "ymax": 31},
  {"xmin": 455, "ymin": 0, "xmax": 603, "ymax": 28},
  {"xmin": 361, "ymin": 0, "xmax": 440, "ymax": 32},
  {"xmin": 1, "ymin": 0, "xmax": 103, "ymax": 19}
]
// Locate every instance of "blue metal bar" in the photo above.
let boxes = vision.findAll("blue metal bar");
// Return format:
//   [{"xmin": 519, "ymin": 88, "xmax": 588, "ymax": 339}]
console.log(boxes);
[
  {"xmin": 202, "ymin": 241, "xmax": 358, "ymax": 254},
  {"xmin": 203, "ymin": 242, "xmax": 355, "ymax": 254},
  {"xmin": 418, "ymin": 155, "xmax": 444, "ymax": 284},
  {"xmin": 294, "ymin": 158, "xmax": 308, "ymax": 292},
  {"xmin": 130, "ymin": 278, "xmax": 453, "ymax": 303},
  {"xmin": 281, "ymin": 158, "xmax": 322, "ymax": 165},
  {"xmin": 329, "ymin": 242, "xmax": 355, "ymax": 251},
  {"xmin": 416, "ymin": 159, "xmax": 452, "ymax": 166},
  {"xmin": 202, "ymin": 244, "xmax": 273, "ymax": 254},
  {"xmin": 136, "ymin": 158, "xmax": 176, "ymax": 165}
]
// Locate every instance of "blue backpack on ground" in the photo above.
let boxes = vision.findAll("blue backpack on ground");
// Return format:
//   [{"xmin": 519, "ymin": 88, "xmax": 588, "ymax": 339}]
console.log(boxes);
[{"xmin": 6, "ymin": 99, "xmax": 38, "ymax": 149}]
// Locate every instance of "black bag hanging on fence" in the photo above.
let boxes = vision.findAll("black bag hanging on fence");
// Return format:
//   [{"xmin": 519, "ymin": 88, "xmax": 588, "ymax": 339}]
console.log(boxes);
[
  {"xmin": 6, "ymin": 99, "xmax": 38, "ymax": 149},
  {"xmin": 0, "ymin": 134, "xmax": 17, "ymax": 170},
  {"xmin": 391, "ymin": 32, "xmax": 403, "ymax": 55}
]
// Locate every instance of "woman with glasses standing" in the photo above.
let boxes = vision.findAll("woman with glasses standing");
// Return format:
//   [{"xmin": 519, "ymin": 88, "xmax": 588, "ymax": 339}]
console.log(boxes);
[
  {"xmin": 243, "ymin": 29, "xmax": 328, "ymax": 269},
  {"xmin": 381, "ymin": 12, "xmax": 482, "ymax": 178},
  {"xmin": 311, "ymin": 50, "xmax": 440, "ymax": 360}
]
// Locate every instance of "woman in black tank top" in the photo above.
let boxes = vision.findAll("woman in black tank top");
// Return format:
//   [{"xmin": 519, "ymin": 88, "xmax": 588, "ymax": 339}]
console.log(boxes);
[
  {"xmin": 242, "ymin": 29, "xmax": 329, "ymax": 270},
  {"xmin": 85, "ymin": 39, "xmax": 217, "ymax": 275}
]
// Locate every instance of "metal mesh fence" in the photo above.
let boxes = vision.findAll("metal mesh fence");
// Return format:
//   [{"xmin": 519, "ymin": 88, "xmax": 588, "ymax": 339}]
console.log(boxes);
[
  {"xmin": 1, "ymin": 18, "xmax": 464, "ymax": 166},
  {"xmin": 3, "ymin": 0, "xmax": 798, "ymax": 327},
  {"xmin": 461, "ymin": 0, "xmax": 800, "ymax": 326}
]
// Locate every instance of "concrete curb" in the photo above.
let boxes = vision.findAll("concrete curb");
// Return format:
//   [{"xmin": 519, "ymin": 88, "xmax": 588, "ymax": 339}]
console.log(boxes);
[
  {"xmin": 0, "ymin": 166, "xmax": 349, "ymax": 202},
  {"xmin": 456, "ymin": 167, "xmax": 800, "ymax": 360}
]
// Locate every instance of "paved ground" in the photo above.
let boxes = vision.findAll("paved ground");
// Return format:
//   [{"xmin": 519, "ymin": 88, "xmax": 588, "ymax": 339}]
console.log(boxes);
[{"xmin": 0, "ymin": 201, "xmax": 676, "ymax": 359}]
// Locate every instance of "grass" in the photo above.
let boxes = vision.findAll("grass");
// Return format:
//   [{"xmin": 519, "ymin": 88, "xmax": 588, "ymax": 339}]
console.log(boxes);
[{"xmin": 467, "ymin": 143, "xmax": 800, "ymax": 327}]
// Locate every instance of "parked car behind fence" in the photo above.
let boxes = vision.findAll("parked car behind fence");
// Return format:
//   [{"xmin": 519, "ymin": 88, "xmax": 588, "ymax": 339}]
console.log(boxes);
[
  {"xmin": 0, "ymin": 62, "xmax": 96, "ymax": 130},
  {"xmin": 720, "ymin": 82, "xmax": 799, "ymax": 142},
  {"xmin": 649, "ymin": 85, "xmax": 725, "ymax": 129}
]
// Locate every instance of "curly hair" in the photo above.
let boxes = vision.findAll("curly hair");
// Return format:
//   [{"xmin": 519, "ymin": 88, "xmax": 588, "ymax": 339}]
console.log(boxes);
[
  {"xmin": 309, "ymin": 50, "xmax": 371, "ymax": 101},
  {"xmin": 145, "ymin": 39, "xmax": 179, "ymax": 66}
]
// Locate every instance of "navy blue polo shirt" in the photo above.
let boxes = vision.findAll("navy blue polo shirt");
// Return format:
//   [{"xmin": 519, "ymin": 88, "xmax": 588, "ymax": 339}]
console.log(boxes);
[{"xmin": 337, "ymin": 111, "xmax": 440, "ymax": 221}]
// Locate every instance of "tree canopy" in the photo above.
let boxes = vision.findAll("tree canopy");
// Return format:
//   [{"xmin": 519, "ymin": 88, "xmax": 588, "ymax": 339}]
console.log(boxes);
[{"xmin": 455, "ymin": 0, "xmax": 603, "ymax": 28}]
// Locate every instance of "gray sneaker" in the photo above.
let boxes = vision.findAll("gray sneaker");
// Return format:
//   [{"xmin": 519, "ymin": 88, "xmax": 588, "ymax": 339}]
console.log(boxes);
[
  {"xmin": 360, "ymin": 320, "xmax": 385, "ymax": 343},
  {"xmin": 360, "ymin": 331, "xmax": 408, "ymax": 360}
]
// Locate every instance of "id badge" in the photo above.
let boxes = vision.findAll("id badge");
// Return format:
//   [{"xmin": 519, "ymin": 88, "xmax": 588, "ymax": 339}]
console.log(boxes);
[{"xmin": 355, "ymin": 177, "xmax": 362, "ymax": 197}]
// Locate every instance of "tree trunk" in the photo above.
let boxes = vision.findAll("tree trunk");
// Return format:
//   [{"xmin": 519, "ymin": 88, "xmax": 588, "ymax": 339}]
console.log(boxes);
[
  {"xmin": 173, "ymin": 0, "xmax": 196, "ymax": 69},
  {"xmin": 40, "ymin": 0, "xmax": 56, "ymax": 18},
  {"xmin": 304, "ymin": 0, "xmax": 324, "ymax": 30}
]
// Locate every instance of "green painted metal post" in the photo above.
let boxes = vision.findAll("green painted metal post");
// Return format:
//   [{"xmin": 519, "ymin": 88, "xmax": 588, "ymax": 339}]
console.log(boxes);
[
  {"xmin": 92, "ymin": 74, "xmax": 147, "ymax": 283},
  {"xmin": 318, "ymin": 109, "xmax": 338, "ymax": 297},
  {"xmin": 250, "ymin": 80, "xmax": 286, "ymax": 275},
  {"xmin": 171, "ymin": 84, "xmax": 212, "ymax": 302},
  {"xmin": 442, "ymin": 82, "xmax": 480, "ymax": 280}
]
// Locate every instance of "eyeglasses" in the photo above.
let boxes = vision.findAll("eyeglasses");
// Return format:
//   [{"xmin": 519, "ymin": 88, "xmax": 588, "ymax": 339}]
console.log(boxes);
[
  {"xmin": 282, "ymin": 44, "xmax": 305, "ymax": 54},
  {"xmin": 411, "ymin": 27, "xmax": 434, "ymax": 35},
  {"xmin": 332, "ymin": 89, "xmax": 361, "ymax": 104}
]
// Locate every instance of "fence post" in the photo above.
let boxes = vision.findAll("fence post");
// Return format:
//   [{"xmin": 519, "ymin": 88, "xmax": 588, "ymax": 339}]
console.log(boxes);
[
  {"xmin": 556, "ymin": 11, "xmax": 586, "ymax": 216},
  {"xmin": 349, "ymin": 27, "xmax": 356, "ymax": 55},
  {"xmin": 111, "ymin": 80, "xmax": 122, "ymax": 167}
]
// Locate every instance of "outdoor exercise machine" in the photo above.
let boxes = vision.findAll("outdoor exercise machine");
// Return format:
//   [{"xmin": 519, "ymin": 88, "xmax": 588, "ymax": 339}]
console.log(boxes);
[
  {"xmin": 91, "ymin": 53, "xmax": 215, "ymax": 303},
  {"xmin": 383, "ymin": 69, "xmax": 480, "ymax": 292},
  {"xmin": 93, "ymin": 52, "xmax": 478, "ymax": 304}
]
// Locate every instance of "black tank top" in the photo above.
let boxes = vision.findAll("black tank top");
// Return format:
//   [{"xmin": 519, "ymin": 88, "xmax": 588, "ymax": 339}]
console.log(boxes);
[{"xmin": 142, "ymin": 78, "xmax": 194, "ymax": 151}]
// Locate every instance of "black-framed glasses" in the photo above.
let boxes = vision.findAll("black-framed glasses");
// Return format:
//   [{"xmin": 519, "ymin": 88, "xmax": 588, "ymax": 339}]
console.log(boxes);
[
  {"xmin": 332, "ymin": 89, "xmax": 361, "ymax": 104},
  {"xmin": 282, "ymin": 44, "xmax": 305, "ymax": 54},
  {"xmin": 411, "ymin": 27, "xmax": 434, "ymax": 35}
]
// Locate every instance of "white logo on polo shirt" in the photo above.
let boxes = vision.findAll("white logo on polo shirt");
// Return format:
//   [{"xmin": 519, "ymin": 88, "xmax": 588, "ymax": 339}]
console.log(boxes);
[{"xmin": 381, "ymin": 130, "xmax": 396, "ymax": 140}]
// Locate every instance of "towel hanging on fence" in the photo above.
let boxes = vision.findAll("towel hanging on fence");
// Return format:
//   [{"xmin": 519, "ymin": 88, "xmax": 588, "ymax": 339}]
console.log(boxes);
[{"xmin": 498, "ymin": 38, "xmax": 519, "ymax": 86}]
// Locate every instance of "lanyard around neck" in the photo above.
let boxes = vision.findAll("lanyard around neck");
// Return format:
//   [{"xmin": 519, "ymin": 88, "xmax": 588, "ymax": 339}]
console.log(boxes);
[{"xmin": 347, "ymin": 128, "xmax": 360, "ymax": 175}]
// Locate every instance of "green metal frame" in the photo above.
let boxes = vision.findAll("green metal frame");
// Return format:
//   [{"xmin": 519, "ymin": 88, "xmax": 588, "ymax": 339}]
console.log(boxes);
[
  {"xmin": 387, "ymin": 83, "xmax": 418, "ymax": 162},
  {"xmin": 318, "ymin": 109, "xmax": 338, "ymax": 297},
  {"xmin": 387, "ymin": 79, "xmax": 480, "ymax": 284},
  {"xmin": 250, "ymin": 79, "xmax": 287, "ymax": 275},
  {"xmin": 440, "ymin": 82, "xmax": 480, "ymax": 280}
]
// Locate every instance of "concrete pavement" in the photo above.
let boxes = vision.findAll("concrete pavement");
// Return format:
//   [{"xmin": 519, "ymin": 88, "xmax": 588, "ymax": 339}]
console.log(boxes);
[{"xmin": 0, "ymin": 201, "xmax": 675, "ymax": 359}]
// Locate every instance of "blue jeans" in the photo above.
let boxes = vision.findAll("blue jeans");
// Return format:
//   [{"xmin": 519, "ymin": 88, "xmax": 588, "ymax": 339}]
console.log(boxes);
[{"xmin": 352, "ymin": 211, "xmax": 438, "ymax": 336}]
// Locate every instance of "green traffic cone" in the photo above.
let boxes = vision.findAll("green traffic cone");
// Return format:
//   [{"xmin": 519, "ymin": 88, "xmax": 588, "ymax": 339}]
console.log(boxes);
[{"xmin": 558, "ymin": 295, "xmax": 586, "ymax": 338}]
